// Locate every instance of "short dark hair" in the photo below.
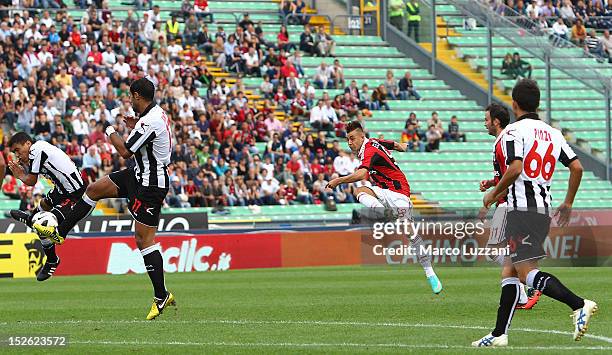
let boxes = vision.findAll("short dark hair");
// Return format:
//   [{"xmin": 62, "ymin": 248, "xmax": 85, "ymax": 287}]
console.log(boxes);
[
  {"xmin": 346, "ymin": 120, "xmax": 363, "ymax": 134},
  {"xmin": 8, "ymin": 132, "xmax": 34, "ymax": 147},
  {"xmin": 512, "ymin": 79, "xmax": 540, "ymax": 112},
  {"xmin": 486, "ymin": 103, "xmax": 510, "ymax": 128},
  {"xmin": 130, "ymin": 78, "xmax": 155, "ymax": 101}
]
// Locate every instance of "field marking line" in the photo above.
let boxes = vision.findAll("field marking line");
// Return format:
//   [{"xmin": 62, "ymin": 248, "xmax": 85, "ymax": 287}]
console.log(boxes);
[
  {"xmin": 68, "ymin": 340, "xmax": 612, "ymax": 350},
  {"xmin": 5, "ymin": 319, "xmax": 612, "ymax": 344}
]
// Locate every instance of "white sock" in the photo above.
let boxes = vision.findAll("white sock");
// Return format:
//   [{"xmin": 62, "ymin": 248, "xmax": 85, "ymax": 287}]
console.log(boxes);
[
  {"xmin": 518, "ymin": 283, "xmax": 528, "ymax": 304},
  {"xmin": 83, "ymin": 193, "xmax": 98, "ymax": 207},
  {"xmin": 526, "ymin": 269, "xmax": 540, "ymax": 288},
  {"xmin": 409, "ymin": 234, "xmax": 435, "ymax": 277}
]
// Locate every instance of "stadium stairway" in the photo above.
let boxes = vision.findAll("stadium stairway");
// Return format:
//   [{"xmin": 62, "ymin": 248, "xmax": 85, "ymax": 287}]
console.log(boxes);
[{"xmin": 428, "ymin": 1, "xmax": 612, "ymax": 158}]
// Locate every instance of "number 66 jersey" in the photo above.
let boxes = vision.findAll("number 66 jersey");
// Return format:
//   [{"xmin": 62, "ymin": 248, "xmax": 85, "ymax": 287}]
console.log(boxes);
[{"xmin": 498, "ymin": 113, "xmax": 577, "ymax": 215}]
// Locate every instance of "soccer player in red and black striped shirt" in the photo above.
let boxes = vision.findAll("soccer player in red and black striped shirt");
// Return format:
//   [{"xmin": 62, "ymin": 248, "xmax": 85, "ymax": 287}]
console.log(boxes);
[{"xmin": 327, "ymin": 121, "xmax": 442, "ymax": 294}]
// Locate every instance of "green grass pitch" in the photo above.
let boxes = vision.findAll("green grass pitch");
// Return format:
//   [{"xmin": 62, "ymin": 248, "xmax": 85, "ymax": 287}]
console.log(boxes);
[{"xmin": 0, "ymin": 266, "xmax": 610, "ymax": 353}]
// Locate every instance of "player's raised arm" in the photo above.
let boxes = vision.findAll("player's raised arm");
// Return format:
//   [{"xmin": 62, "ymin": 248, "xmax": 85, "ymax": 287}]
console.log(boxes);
[
  {"xmin": 377, "ymin": 139, "xmax": 408, "ymax": 152},
  {"xmin": 105, "ymin": 122, "xmax": 134, "ymax": 159},
  {"xmin": 326, "ymin": 168, "xmax": 368, "ymax": 190}
]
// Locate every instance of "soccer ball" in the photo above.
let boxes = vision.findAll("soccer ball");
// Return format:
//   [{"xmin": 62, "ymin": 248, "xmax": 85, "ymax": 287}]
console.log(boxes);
[{"xmin": 32, "ymin": 211, "xmax": 58, "ymax": 228}]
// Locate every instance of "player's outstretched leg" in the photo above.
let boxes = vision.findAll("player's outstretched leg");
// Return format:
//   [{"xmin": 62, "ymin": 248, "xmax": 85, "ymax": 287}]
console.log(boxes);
[
  {"xmin": 136, "ymin": 223, "xmax": 175, "ymax": 320},
  {"xmin": 34, "ymin": 177, "xmax": 118, "ymax": 244},
  {"xmin": 524, "ymin": 268, "xmax": 598, "ymax": 340},
  {"xmin": 409, "ymin": 234, "xmax": 442, "ymax": 294}
]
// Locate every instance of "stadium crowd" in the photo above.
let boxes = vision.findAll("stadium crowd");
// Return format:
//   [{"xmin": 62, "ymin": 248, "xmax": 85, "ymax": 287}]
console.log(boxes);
[
  {"xmin": 0, "ymin": 2, "xmax": 467, "ymax": 210},
  {"xmin": 489, "ymin": 0, "xmax": 612, "ymax": 61}
]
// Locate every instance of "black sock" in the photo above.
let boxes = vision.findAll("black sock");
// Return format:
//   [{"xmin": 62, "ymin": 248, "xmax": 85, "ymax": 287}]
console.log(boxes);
[
  {"xmin": 58, "ymin": 195, "xmax": 97, "ymax": 237},
  {"xmin": 50, "ymin": 207, "xmax": 66, "ymax": 224},
  {"xmin": 492, "ymin": 278, "xmax": 521, "ymax": 337},
  {"xmin": 141, "ymin": 245, "xmax": 167, "ymax": 300},
  {"xmin": 530, "ymin": 271, "xmax": 584, "ymax": 311},
  {"xmin": 41, "ymin": 239, "xmax": 58, "ymax": 263}
]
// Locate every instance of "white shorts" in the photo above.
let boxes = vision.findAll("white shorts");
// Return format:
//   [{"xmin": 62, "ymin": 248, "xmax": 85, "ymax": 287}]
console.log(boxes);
[
  {"xmin": 487, "ymin": 202, "xmax": 508, "ymax": 246},
  {"xmin": 370, "ymin": 186, "xmax": 414, "ymax": 222}
]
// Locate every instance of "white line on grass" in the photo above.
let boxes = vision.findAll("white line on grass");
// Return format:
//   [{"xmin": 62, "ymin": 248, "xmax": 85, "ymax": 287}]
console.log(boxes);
[
  {"xmin": 69, "ymin": 340, "xmax": 612, "ymax": 350},
  {"xmin": 5, "ymin": 319, "xmax": 612, "ymax": 344}
]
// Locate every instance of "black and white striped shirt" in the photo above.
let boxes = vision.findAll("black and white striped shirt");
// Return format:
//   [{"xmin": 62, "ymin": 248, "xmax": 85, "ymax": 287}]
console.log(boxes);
[
  {"xmin": 29, "ymin": 140, "xmax": 84, "ymax": 195},
  {"xmin": 125, "ymin": 103, "xmax": 172, "ymax": 189},
  {"xmin": 501, "ymin": 113, "xmax": 577, "ymax": 215}
]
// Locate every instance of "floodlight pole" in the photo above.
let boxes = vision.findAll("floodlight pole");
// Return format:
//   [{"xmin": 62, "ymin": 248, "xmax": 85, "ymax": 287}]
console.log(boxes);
[
  {"xmin": 606, "ymin": 84, "xmax": 611, "ymax": 181},
  {"xmin": 432, "ymin": 0, "xmax": 437, "ymax": 76},
  {"xmin": 486, "ymin": 19, "xmax": 493, "ymax": 105},
  {"xmin": 545, "ymin": 50, "xmax": 552, "ymax": 124}
]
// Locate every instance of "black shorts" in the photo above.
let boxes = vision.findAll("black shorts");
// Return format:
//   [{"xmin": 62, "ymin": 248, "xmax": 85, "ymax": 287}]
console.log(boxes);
[
  {"xmin": 43, "ymin": 186, "xmax": 86, "ymax": 222},
  {"xmin": 109, "ymin": 169, "xmax": 169, "ymax": 227},
  {"xmin": 505, "ymin": 210, "xmax": 551, "ymax": 263}
]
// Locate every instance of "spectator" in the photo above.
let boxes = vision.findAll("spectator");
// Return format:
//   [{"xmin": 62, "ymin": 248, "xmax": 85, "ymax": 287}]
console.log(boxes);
[
  {"xmin": 560, "ymin": 0, "xmax": 577, "ymax": 22},
  {"xmin": 511, "ymin": 52, "xmax": 532, "ymax": 79},
  {"xmin": 291, "ymin": 91, "xmax": 309, "ymax": 117},
  {"xmin": 389, "ymin": 0, "xmax": 405, "ymax": 31},
  {"xmin": 313, "ymin": 61, "xmax": 334, "ymax": 89},
  {"xmin": 278, "ymin": 25, "xmax": 296, "ymax": 52},
  {"xmin": 239, "ymin": 13, "xmax": 254, "ymax": 31},
  {"xmin": 428, "ymin": 111, "xmax": 446, "ymax": 139},
  {"xmin": 82, "ymin": 146, "xmax": 101, "ymax": 183},
  {"xmin": 296, "ymin": 180, "xmax": 314, "ymax": 204},
  {"xmin": 310, "ymin": 100, "xmax": 334, "ymax": 131},
  {"xmin": 425, "ymin": 124, "xmax": 442, "ymax": 152},
  {"xmin": 280, "ymin": 0, "xmax": 295, "ymax": 21},
  {"xmin": 333, "ymin": 150, "xmax": 353, "ymax": 176},
  {"xmin": 299, "ymin": 25, "xmax": 321, "ymax": 56},
  {"xmin": 372, "ymin": 84, "xmax": 390, "ymax": 111},
  {"xmin": 552, "ymin": 18, "xmax": 570, "ymax": 46},
  {"xmin": 195, "ymin": 0, "xmax": 214, "ymax": 23},
  {"xmin": 401, "ymin": 122, "xmax": 425, "ymax": 152},
  {"xmin": 398, "ymin": 71, "xmax": 422, "ymax": 100},
  {"xmin": 571, "ymin": 19, "xmax": 587, "ymax": 45},
  {"xmin": 501, "ymin": 53, "xmax": 514, "ymax": 77},
  {"xmin": 406, "ymin": 0, "xmax": 421, "ymax": 42},
  {"xmin": 260, "ymin": 75, "xmax": 274, "ymax": 99},
  {"xmin": 261, "ymin": 171, "xmax": 280, "ymax": 205},
  {"xmin": 447, "ymin": 115, "xmax": 466, "ymax": 142},
  {"xmin": 289, "ymin": 50, "xmax": 306, "ymax": 77},
  {"xmin": 601, "ymin": 30, "xmax": 612, "ymax": 62},
  {"xmin": 315, "ymin": 25, "xmax": 336, "ymax": 57},
  {"xmin": 243, "ymin": 46, "xmax": 262, "ymax": 77},
  {"xmin": 299, "ymin": 80, "xmax": 316, "ymax": 108},
  {"xmin": 331, "ymin": 59, "xmax": 345, "ymax": 89},
  {"xmin": 285, "ymin": 72, "xmax": 301, "ymax": 99},
  {"xmin": 359, "ymin": 84, "xmax": 375, "ymax": 110},
  {"xmin": 585, "ymin": 29, "xmax": 608, "ymax": 59},
  {"xmin": 384, "ymin": 70, "xmax": 400, "ymax": 99},
  {"xmin": 293, "ymin": 0, "xmax": 309, "ymax": 25},
  {"xmin": 183, "ymin": 14, "xmax": 200, "ymax": 46}
]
